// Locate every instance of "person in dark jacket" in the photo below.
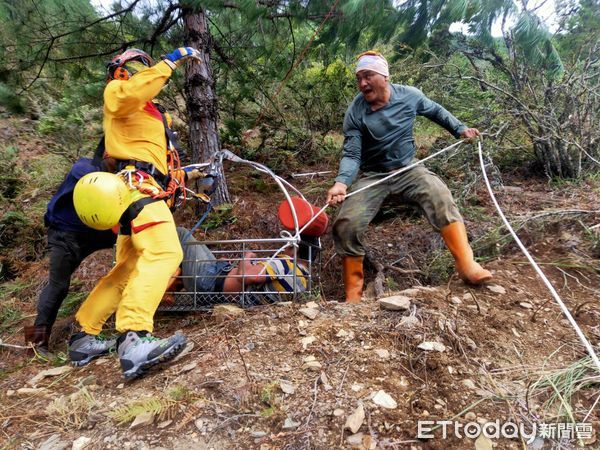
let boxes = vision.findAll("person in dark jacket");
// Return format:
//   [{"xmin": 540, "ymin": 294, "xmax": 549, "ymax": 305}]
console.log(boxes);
[
  {"xmin": 24, "ymin": 157, "xmax": 117, "ymax": 357},
  {"xmin": 326, "ymin": 51, "xmax": 492, "ymax": 303}
]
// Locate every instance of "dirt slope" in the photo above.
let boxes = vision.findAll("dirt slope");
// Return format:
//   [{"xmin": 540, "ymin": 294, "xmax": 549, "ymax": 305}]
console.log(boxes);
[
  {"xmin": 0, "ymin": 117, "xmax": 599, "ymax": 449},
  {"xmin": 1, "ymin": 254, "xmax": 599, "ymax": 449}
]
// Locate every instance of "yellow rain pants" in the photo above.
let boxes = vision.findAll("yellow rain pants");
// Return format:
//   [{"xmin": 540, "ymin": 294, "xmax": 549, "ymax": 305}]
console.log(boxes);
[{"xmin": 76, "ymin": 200, "xmax": 182, "ymax": 333}]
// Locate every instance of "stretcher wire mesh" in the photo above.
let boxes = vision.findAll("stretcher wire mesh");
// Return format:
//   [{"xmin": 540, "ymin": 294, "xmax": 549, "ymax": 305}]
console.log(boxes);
[{"xmin": 158, "ymin": 236, "xmax": 321, "ymax": 311}]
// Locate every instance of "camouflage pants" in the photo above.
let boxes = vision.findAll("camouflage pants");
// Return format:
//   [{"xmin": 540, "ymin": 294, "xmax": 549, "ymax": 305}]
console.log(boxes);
[{"xmin": 332, "ymin": 163, "xmax": 463, "ymax": 257}]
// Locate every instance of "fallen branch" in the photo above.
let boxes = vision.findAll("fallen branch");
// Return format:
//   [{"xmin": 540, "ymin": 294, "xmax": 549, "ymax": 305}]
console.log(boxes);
[
  {"xmin": 291, "ymin": 171, "xmax": 332, "ymax": 178},
  {"xmin": 0, "ymin": 339, "xmax": 29, "ymax": 350},
  {"xmin": 384, "ymin": 265, "xmax": 424, "ymax": 275},
  {"xmin": 513, "ymin": 209, "xmax": 599, "ymax": 223}
]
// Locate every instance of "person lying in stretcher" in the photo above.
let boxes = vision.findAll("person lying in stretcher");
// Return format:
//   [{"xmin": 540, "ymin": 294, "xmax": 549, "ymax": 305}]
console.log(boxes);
[{"xmin": 163, "ymin": 227, "xmax": 319, "ymax": 304}]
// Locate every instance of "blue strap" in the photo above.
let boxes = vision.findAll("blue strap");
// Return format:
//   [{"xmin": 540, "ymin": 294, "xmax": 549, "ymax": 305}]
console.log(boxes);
[{"xmin": 183, "ymin": 202, "xmax": 212, "ymax": 243}]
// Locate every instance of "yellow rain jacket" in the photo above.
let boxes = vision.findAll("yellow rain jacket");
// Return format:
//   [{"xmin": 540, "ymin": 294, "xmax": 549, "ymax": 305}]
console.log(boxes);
[
  {"xmin": 76, "ymin": 61, "xmax": 182, "ymax": 334},
  {"xmin": 103, "ymin": 60, "xmax": 173, "ymax": 175}
]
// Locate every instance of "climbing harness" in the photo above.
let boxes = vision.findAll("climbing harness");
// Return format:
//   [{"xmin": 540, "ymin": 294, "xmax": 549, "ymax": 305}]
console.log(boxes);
[{"xmin": 92, "ymin": 102, "xmax": 189, "ymax": 219}]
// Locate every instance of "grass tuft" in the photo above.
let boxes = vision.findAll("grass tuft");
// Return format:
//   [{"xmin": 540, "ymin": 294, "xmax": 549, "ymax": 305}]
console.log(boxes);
[
  {"xmin": 46, "ymin": 386, "xmax": 98, "ymax": 429},
  {"xmin": 530, "ymin": 356, "xmax": 600, "ymax": 422}
]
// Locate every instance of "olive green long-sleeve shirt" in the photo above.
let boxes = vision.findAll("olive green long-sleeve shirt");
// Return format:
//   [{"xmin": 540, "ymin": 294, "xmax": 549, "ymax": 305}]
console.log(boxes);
[{"xmin": 335, "ymin": 84, "xmax": 467, "ymax": 186}]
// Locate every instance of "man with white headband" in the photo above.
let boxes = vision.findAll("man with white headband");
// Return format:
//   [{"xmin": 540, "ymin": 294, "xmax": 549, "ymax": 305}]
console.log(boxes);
[{"xmin": 327, "ymin": 51, "xmax": 492, "ymax": 303}]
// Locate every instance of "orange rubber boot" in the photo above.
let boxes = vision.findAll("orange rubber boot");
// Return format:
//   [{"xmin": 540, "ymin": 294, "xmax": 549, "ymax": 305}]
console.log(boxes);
[
  {"xmin": 441, "ymin": 222, "xmax": 492, "ymax": 285},
  {"xmin": 342, "ymin": 256, "xmax": 364, "ymax": 303}
]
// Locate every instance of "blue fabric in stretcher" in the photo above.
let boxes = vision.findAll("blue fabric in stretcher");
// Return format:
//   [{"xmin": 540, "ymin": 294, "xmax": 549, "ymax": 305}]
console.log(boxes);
[{"xmin": 177, "ymin": 227, "xmax": 231, "ymax": 293}]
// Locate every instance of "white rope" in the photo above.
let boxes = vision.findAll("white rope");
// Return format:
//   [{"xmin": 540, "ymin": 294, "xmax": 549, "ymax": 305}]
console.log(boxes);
[
  {"xmin": 254, "ymin": 140, "xmax": 466, "ymax": 275},
  {"xmin": 291, "ymin": 140, "xmax": 466, "ymax": 238},
  {"xmin": 218, "ymin": 150, "xmax": 303, "ymax": 276},
  {"xmin": 218, "ymin": 138, "xmax": 600, "ymax": 362},
  {"xmin": 346, "ymin": 140, "xmax": 464, "ymax": 199},
  {"xmin": 477, "ymin": 140, "xmax": 600, "ymax": 373}
]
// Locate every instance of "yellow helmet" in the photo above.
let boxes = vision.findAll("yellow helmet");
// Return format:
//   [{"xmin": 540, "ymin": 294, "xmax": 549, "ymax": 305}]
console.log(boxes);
[{"xmin": 74, "ymin": 172, "xmax": 132, "ymax": 230}]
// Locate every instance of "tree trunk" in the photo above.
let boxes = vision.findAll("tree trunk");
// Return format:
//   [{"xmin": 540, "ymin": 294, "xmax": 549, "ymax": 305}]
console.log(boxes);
[{"xmin": 183, "ymin": 6, "xmax": 230, "ymax": 205}]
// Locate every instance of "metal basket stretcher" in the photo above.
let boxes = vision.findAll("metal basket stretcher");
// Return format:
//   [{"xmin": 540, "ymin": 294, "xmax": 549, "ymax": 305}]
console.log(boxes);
[{"xmin": 158, "ymin": 150, "xmax": 324, "ymax": 312}]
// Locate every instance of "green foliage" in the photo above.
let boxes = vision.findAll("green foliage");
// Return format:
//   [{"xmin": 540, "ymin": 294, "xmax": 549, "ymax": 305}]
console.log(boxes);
[
  {"xmin": 257, "ymin": 380, "xmax": 281, "ymax": 418},
  {"xmin": 513, "ymin": 11, "xmax": 564, "ymax": 79},
  {"xmin": 321, "ymin": 0, "xmax": 401, "ymax": 51},
  {"xmin": 202, "ymin": 204, "xmax": 237, "ymax": 231},
  {"xmin": 0, "ymin": 0, "xmax": 109, "ymax": 117},
  {"xmin": 248, "ymin": 174, "xmax": 279, "ymax": 195},
  {"xmin": 385, "ymin": 277, "xmax": 400, "ymax": 291},
  {"xmin": 220, "ymin": 118, "xmax": 243, "ymax": 147},
  {"xmin": 0, "ymin": 146, "xmax": 55, "ymax": 268},
  {"xmin": 465, "ymin": 0, "xmax": 516, "ymax": 47},
  {"xmin": 0, "ymin": 146, "xmax": 22, "ymax": 200},
  {"xmin": 556, "ymin": 0, "xmax": 599, "ymax": 57},
  {"xmin": 530, "ymin": 355, "xmax": 598, "ymax": 422},
  {"xmin": 168, "ymin": 384, "xmax": 194, "ymax": 402},
  {"xmin": 582, "ymin": 226, "xmax": 600, "ymax": 259},
  {"xmin": 259, "ymin": 381, "xmax": 278, "ymax": 405},
  {"xmin": 47, "ymin": 351, "xmax": 69, "ymax": 367},
  {"xmin": 0, "ymin": 83, "xmax": 25, "ymax": 114},
  {"xmin": 0, "ymin": 210, "xmax": 28, "ymax": 250},
  {"xmin": 37, "ymin": 87, "xmax": 103, "ymax": 159},
  {"xmin": 28, "ymin": 154, "xmax": 74, "ymax": 192},
  {"xmin": 0, "ymin": 295, "xmax": 24, "ymax": 332},
  {"xmin": 423, "ymin": 248, "xmax": 454, "ymax": 285},
  {"xmin": 231, "ymin": 59, "xmax": 354, "ymax": 170},
  {"xmin": 57, "ymin": 284, "xmax": 87, "ymax": 319},
  {"xmin": 287, "ymin": 60, "xmax": 355, "ymax": 134},
  {"xmin": 259, "ymin": 406, "xmax": 277, "ymax": 418}
]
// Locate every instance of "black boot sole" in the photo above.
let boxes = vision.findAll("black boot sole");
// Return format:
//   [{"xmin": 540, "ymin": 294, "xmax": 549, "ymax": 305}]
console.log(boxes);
[{"xmin": 71, "ymin": 350, "xmax": 112, "ymax": 367}]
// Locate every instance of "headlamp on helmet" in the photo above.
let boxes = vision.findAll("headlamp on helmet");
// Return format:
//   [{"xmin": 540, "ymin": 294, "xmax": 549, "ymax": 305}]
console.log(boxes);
[{"xmin": 107, "ymin": 48, "xmax": 154, "ymax": 81}]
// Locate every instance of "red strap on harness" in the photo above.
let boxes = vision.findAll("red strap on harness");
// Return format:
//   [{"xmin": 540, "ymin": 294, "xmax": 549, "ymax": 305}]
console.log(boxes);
[{"xmin": 131, "ymin": 221, "xmax": 167, "ymax": 234}]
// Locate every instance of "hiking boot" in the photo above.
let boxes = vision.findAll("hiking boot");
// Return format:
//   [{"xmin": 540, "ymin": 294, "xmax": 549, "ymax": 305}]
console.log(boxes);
[
  {"xmin": 117, "ymin": 331, "xmax": 187, "ymax": 381},
  {"xmin": 69, "ymin": 332, "xmax": 116, "ymax": 367}
]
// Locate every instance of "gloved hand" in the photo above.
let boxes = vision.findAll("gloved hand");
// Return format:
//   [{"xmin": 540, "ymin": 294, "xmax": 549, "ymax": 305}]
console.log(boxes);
[
  {"xmin": 163, "ymin": 47, "xmax": 201, "ymax": 70},
  {"xmin": 197, "ymin": 175, "xmax": 217, "ymax": 195},
  {"xmin": 184, "ymin": 167, "xmax": 204, "ymax": 183}
]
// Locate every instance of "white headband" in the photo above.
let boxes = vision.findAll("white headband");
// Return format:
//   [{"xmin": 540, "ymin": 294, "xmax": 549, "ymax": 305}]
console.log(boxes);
[{"xmin": 356, "ymin": 54, "xmax": 389, "ymax": 77}]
